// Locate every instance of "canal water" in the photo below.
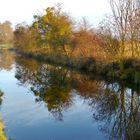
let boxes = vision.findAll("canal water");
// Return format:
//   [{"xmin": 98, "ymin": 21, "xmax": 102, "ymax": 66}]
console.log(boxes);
[{"xmin": 0, "ymin": 50, "xmax": 140, "ymax": 140}]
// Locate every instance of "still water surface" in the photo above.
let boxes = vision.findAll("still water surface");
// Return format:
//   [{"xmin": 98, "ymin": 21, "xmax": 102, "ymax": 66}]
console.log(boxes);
[{"xmin": 0, "ymin": 50, "xmax": 140, "ymax": 140}]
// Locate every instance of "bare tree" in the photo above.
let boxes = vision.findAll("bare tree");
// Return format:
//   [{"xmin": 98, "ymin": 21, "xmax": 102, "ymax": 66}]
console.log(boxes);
[
  {"xmin": 128, "ymin": 1, "xmax": 140, "ymax": 57},
  {"xmin": 109, "ymin": 0, "xmax": 140, "ymax": 58},
  {"xmin": 110, "ymin": 0, "xmax": 131, "ymax": 58}
]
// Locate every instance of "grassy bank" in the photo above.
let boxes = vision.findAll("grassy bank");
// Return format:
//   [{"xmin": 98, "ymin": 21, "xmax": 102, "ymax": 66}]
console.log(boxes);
[
  {"xmin": 0, "ymin": 90, "xmax": 7, "ymax": 140},
  {"xmin": 0, "ymin": 44, "xmax": 13, "ymax": 49},
  {"xmin": 14, "ymin": 50, "xmax": 140, "ymax": 85},
  {"xmin": 0, "ymin": 120, "xmax": 7, "ymax": 140}
]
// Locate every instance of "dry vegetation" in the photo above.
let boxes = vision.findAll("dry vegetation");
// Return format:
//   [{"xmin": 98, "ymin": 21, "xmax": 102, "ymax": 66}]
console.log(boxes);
[{"xmin": 13, "ymin": 0, "xmax": 140, "ymax": 82}]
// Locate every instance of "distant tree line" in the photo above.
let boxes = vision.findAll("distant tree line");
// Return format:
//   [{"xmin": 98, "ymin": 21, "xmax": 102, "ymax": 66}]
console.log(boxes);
[{"xmin": 0, "ymin": 21, "xmax": 13, "ymax": 44}]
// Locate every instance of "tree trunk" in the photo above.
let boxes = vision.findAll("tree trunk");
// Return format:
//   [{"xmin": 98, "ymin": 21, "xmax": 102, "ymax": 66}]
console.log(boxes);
[{"xmin": 63, "ymin": 45, "xmax": 72, "ymax": 66}]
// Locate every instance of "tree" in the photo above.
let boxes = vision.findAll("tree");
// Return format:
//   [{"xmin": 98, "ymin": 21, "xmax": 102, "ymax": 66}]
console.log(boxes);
[
  {"xmin": 33, "ymin": 5, "xmax": 73, "ymax": 57},
  {"xmin": 97, "ymin": 18, "xmax": 120, "ymax": 60},
  {"xmin": 14, "ymin": 23, "xmax": 39, "ymax": 53},
  {"xmin": 70, "ymin": 18, "xmax": 100, "ymax": 60},
  {"xmin": 127, "ymin": 1, "xmax": 140, "ymax": 57},
  {"xmin": 0, "ymin": 21, "xmax": 13, "ymax": 44},
  {"xmin": 110, "ymin": 0, "xmax": 130, "ymax": 58},
  {"xmin": 109, "ymin": 0, "xmax": 140, "ymax": 58}
]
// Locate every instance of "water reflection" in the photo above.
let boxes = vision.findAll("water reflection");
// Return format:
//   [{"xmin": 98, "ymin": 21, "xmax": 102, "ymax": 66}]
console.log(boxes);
[
  {"xmin": 15, "ymin": 58, "xmax": 72, "ymax": 121},
  {"xmin": 0, "ymin": 50, "xmax": 14, "ymax": 71},
  {"xmin": 0, "ymin": 90, "xmax": 4, "ymax": 107},
  {"xmin": 92, "ymin": 83, "xmax": 140, "ymax": 140},
  {"xmin": 15, "ymin": 56, "xmax": 140, "ymax": 140}
]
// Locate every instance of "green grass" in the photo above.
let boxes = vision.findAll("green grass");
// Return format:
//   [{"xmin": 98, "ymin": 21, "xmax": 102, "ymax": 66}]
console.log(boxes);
[{"xmin": 0, "ymin": 44, "xmax": 12, "ymax": 49}]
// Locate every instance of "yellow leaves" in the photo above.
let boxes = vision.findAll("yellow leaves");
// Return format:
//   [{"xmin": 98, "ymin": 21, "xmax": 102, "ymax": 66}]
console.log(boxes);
[
  {"xmin": 46, "ymin": 33, "xmax": 51, "ymax": 40},
  {"xmin": 0, "ymin": 120, "xmax": 7, "ymax": 140},
  {"xmin": 33, "ymin": 5, "xmax": 72, "ymax": 49},
  {"xmin": 43, "ymin": 87, "xmax": 71, "ymax": 104},
  {"xmin": 33, "ymin": 22, "xmax": 38, "ymax": 29},
  {"xmin": 42, "ymin": 16, "xmax": 49, "ymax": 24},
  {"xmin": 59, "ymin": 27, "xmax": 65, "ymax": 36}
]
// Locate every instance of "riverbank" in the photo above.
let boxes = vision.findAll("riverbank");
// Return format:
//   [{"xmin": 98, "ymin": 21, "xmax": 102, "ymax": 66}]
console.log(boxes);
[
  {"xmin": 12, "ymin": 49, "xmax": 140, "ymax": 85},
  {"xmin": 0, "ymin": 44, "xmax": 13, "ymax": 49},
  {"xmin": 0, "ymin": 120, "xmax": 7, "ymax": 140},
  {"xmin": 0, "ymin": 90, "xmax": 7, "ymax": 140}
]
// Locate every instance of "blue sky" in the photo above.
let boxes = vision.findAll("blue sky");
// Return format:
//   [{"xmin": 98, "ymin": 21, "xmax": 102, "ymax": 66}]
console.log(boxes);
[{"xmin": 0, "ymin": 0, "xmax": 111, "ymax": 27}]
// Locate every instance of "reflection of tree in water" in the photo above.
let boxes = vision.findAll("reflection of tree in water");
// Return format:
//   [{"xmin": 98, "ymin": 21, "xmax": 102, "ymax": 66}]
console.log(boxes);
[
  {"xmin": 15, "ymin": 56, "xmax": 140, "ymax": 139},
  {"xmin": 31, "ymin": 65, "xmax": 72, "ymax": 121},
  {"xmin": 0, "ymin": 50, "xmax": 14, "ymax": 71},
  {"xmin": 91, "ymin": 82, "xmax": 140, "ymax": 140},
  {"xmin": 0, "ymin": 90, "xmax": 3, "ymax": 107},
  {"xmin": 15, "ymin": 57, "xmax": 41, "ymax": 86},
  {"xmin": 15, "ymin": 57, "xmax": 100, "ymax": 120},
  {"xmin": 71, "ymin": 73, "xmax": 99, "ymax": 99},
  {"xmin": 15, "ymin": 57, "xmax": 72, "ymax": 121}
]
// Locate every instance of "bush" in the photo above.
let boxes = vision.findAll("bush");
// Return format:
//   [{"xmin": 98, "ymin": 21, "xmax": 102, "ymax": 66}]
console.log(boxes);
[{"xmin": 79, "ymin": 57, "xmax": 96, "ymax": 72}]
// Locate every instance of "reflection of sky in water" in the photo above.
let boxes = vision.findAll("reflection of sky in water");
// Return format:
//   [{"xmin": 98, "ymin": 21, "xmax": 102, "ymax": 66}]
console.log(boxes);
[
  {"xmin": 0, "ymin": 51, "xmax": 139, "ymax": 140},
  {"xmin": 108, "ymin": 82, "xmax": 133, "ymax": 99},
  {"xmin": 0, "ymin": 65, "xmax": 106, "ymax": 140}
]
